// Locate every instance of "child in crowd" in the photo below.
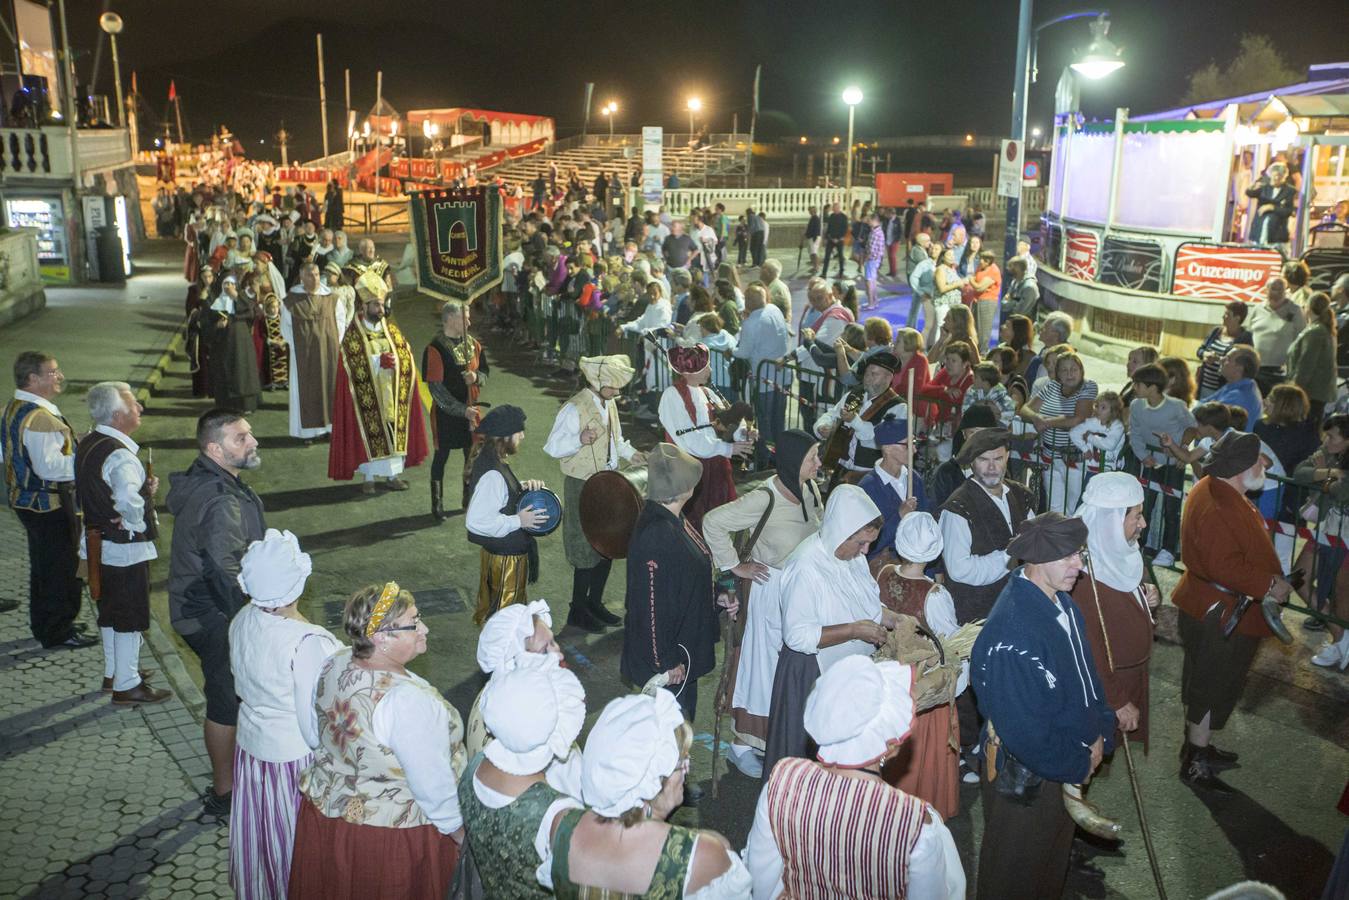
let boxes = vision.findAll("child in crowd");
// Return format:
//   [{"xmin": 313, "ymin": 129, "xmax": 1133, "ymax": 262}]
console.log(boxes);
[
  {"xmin": 961, "ymin": 362, "xmax": 1016, "ymax": 426},
  {"xmin": 1070, "ymin": 390, "xmax": 1126, "ymax": 470},
  {"xmin": 1127, "ymin": 363, "xmax": 1197, "ymax": 567},
  {"xmin": 1121, "ymin": 345, "xmax": 1160, "ymax": 415},
  {"xmin": 692, "ymin": 313, "xmax": 738, "ymax": 395}
]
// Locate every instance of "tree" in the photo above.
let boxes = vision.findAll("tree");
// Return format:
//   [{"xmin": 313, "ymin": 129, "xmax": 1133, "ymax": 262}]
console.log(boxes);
[{"xmin": 1182, "ymin": 34, "xmax": 1301, "ymax": 106}]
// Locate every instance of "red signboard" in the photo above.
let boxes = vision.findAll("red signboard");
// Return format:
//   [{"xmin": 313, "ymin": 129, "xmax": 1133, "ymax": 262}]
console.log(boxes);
[
  {"xmin": 1171, "ymin": 244, "xmax": 1284, "ymax": 304},
  {"xmin": 1065, "ymin": 228, "xmax": 1099, "ymax": 280}
]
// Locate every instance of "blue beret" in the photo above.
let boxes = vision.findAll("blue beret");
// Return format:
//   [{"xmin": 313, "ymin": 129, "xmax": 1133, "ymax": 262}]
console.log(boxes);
[
  {"xmin": 476, "ymin": 404, "xmax": 526, "ymax": 437},
  {"xmin": 874, "ymin": 417, "xmax": 909, "ymax": 446}
]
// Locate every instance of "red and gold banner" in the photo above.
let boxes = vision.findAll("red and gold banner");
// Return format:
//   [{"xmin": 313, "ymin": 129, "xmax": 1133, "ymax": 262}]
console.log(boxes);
[{"xmin": 1171, "ymin": 243, "xmax": 1284, "ymax": 304}]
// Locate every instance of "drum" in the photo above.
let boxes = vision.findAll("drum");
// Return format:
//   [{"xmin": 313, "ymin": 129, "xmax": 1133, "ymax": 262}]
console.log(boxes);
[
  {"xmin": 517, "ymin": 488, "xmax": 562, "ymax": 536},
  {"xmin": 579, "ymin": 467, "xmax": 647, "ymax": 559}
]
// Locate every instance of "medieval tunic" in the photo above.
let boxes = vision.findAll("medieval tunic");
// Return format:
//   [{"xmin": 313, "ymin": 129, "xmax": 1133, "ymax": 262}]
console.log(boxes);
[
  {"xmin": 658, "ymin": 383, "xmax": 741, "ymax": 533},
  {"xmin": 764, "ymin": 487, "xmax": 884, "ymax": 775},
  {"xmin": 1071, "ymin": 575, "xmax": 1154, "ymax": 749},
  {"xmin": 327, "ymin": 316, "xmax": 429, "ymax": 481},
  {"xmin": 875, "ymin": 572, "xmax": 962, "ymax": 820},
  {"xmin": 423, "ymin": 333, "xmax": 488, "ymax": 452},
  {"xmin": 702, "ymin": 479, "xmax": 822, "ymax": 747},
  {"xmin": 938, "ymin": 477, "xmax": 1035, "ymax": 624},
  {"xmin": 543, "ymin": 387, "xmax": 638, "ymax": 571},
  {"xmin": 290, "ymin": 649, "xmax": 467, "ymax": 900},
  {"xmin": 1172, "ymin": 476, "xmax": 1283, "ymax": 729},
  {"xmin": 185, "ymin": 281, "xmax": 213, "ymax": 398},
  {"xmin": 208, "ymin": 292, "xmax": 261, "ymax": 413},
  {"xmin": 466, "ymin": 448, "xmax": 535, "ymax": 626},
  {"xmin": 970, "ymin": 572, "xmax": 1116, "ymax": 900},
  {"xmin": 746, "ymin": 757, "xmax": 965, "ymax": 900},
  {"xmin": 859, "ymin": 462, "xmax": 928, "ymax": 566},
  {"xmin": 621, "ymin": 501, "xmax": 717, "ymax": 720},
  {"xmin": 282, "ymin": 285, "xmax": 346, "ymax": 439},
  {"xmin": 255, "ymin": 307, "xmax": 289, "ymax": 390}
]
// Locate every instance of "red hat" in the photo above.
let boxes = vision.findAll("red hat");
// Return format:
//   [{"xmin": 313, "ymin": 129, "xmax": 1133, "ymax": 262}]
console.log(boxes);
[{"xmin": 668, "ymin": 343, "xmax": 709, "ymax": 376}]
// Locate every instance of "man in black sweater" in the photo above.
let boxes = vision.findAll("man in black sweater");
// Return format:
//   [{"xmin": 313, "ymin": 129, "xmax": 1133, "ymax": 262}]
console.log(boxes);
[{"xmin": 821, "ymin": 202, "xmax": 850, "ymax": 279}]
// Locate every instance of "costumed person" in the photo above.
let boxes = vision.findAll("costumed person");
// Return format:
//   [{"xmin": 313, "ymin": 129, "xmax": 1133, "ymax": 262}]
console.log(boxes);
[
  {"xmin": 874, "ymin": 512, "xmax": 965, "ymax": 820},
  {"xmin": 423, "ymin": 300, "xmax": 488, "ymax": 519},
  {"xmin": 76, "ymin": 382, "xmax": 170, "ymax": 703},
  {"xmin": 1072, "ymin": 472, "xmax": 1158, "ymax": 754},
  {"xmin": 657, "ymin": 342, "xmax": 753, "ymax": 533},
  {"xmin": 465, "ymin": 601, "xmax": 583, "ymax": 798},
  {"xmin": 551, "ymin": 691, "xmax": 752, "ymax": 897},
  {"xmin": 1172, "ymin": 431, "xmax": 1291, "ymax": 793},
  {"xmin": 208, "ymin": 274, "xmax": 262, "ymax": 413},
  {"xmin": 970, "ymin": 513, "xmax": 1116, "ymax": 900},
  {"xmin": 289, "ymin": 583, "xmax": 467, "ymax": 900},
  {"xmin": 327, "ymin": 270, "xmax": 429, "ymax": 493},
  {"xmin": 543, "ymin": 354, "xmax": 644, "ymax": 633},
  {"xmin": 457, "ymin": 664, "xmax": 587, "ymax": 897},
  {"xmin": 282, "ymin": 262, "xmax": 347, "ymax": 442},
  {"xmin": 701, "ymin": 429, "xmax": 824, "ymax": 779},
  {"xmin": 255, "ymin": 289, "xmax": 289, "ymax": 391},
  {"xmin": 466, "ymin": 405, "xmax": 549, "ymax": 626},
  {"xmin": 814, "ymin": 351, "xmax": 905, "ymax": 489},
  {"xmin": 186, "ymin": 265, "xmax": 217, "ymax": 398},
  {"xmin": 859, "ymin": 416, "xmax": 926, "ymax": 572},
  {"xmin": 1, "ymin": 351, "xmax": 92, "ymax": 649},
  {"xmin": 746, "ymin": 655, "xmax": 966, "ymax": 900},
  {"xmin": 622, "ymin": 443, "xmax": 732, "ymax": 732},
  {"xmin": 229, "ymin": 530, "xmax": 340, "ymax": 900},
  {"xmin": 763, "ymin": 484, "xmax": 898, "ymax": 776}
]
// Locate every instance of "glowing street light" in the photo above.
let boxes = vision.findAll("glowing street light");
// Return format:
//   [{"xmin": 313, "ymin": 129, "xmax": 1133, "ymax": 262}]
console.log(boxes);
[
  {"xmin": 687, "ymin": 96, "xmax": 702, "ymax": 137},
  {"xmin": 1069, "ymin": 15, "xmax": 1125, "ymax": 79},
  {"xmin": 603, "ymin": 101, "xmax": 618, "ymax": 141},
  {"xmin": 99, "ymin": 13, "xmax": 125, "ymax": 128},
  {"xmin": 842, "ymin": 87, "xmax": 862, "ymax": 199}
]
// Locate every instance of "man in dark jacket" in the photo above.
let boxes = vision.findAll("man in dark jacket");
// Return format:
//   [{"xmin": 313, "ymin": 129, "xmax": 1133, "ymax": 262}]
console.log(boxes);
[
  {"xmin": 970, "ymin": 512, "xmax": 1116, "ymax": 900},
  {"xmin": 821, "ymin": 202, "xmax": 850, "ymax": 279},
  {"xmin": 166, "ymin": 408, "xmax": 266, "ymax": 818}
]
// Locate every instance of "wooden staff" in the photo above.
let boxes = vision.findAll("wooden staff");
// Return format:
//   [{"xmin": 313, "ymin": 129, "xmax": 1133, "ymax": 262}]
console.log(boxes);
[
  {"xmin": 1085, "ymin": 556, "xmax": 1168, "ymax": 900},
  {"xmin": 906, "ymin": 367, "xmax": 915, "ymax": 499}
]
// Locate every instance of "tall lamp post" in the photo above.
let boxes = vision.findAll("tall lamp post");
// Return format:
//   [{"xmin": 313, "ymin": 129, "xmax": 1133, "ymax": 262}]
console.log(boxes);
[
  {"xmin": 99, "ymin": 12, "xmax": 124, "ymax": 127},
  {"xmin": 842, "ymin": 86, "xmax": 863, "ymax": 201},
  {"xmin": 1005, "ymin": 8, "xmax": 1123, "ymax": 260},
  {"xmin": 603, "ymin": 101, "xmax": 618, "ymax": 142},
  {"xmin": 687, "ymin": 97, "xmax": 701, "ymax": 140}
]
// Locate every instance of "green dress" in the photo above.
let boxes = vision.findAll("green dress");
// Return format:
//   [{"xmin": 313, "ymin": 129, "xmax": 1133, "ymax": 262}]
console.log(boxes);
[
  {"xmin": 457, "ymin": 753, "xmax": 565, "ymax": 900},
  {"xmin": 549, "ymin": 808, "xmax": 695, "ymax": 899}
]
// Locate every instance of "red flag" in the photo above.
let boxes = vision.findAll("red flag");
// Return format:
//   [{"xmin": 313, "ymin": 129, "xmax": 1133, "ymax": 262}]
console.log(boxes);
[{"xmin": 168, "ymin": 80, "xmax": 177, "ymax": 102}]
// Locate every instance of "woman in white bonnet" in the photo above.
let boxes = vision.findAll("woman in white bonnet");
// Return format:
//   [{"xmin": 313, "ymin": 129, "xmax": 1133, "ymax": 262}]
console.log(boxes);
[
  {"xmin": 228, "ymin": 529, "xmax": 340, "ymax": 899},
  {"xmin": 548, "ymin": 691, "xmax": 751, "ymax": 897}
]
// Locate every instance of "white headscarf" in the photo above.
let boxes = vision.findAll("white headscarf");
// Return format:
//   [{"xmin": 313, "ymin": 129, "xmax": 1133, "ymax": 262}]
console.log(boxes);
[
  {"xmin": 1076, "ymin": 472, "xmax": 1146, "ymax": 594},
  {"xmin": 894, "ymin": 511, "xmax": 942, "ymax": 563},
  {"xmin": 480, "ymin": 665, "xmax": 585, "ymax": 776},
  {"xmin": 237, "ymin": 529, "xmax": 312, "ymax": 608},
  {"xmin": 476, "ymin": 599, "xmax": 553, "ymax": 675},
  {"xmin": 581, "ymin": 691, "xmax": 685, "ymax": 817},
  {"xmin": 805, "ymin": 656, "xmax": 915, "ymax": 766}
]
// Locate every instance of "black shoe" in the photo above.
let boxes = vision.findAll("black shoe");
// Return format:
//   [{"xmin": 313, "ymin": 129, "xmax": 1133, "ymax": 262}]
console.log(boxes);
[
  {"xmin": 52, "ymin": 631, "xmax": 98, "ymax": 649},
  {"xmin": 201, "ymin": 788, "xmax": 232, "ymax": 818},
  {"xmin": 1202, "ymin": 744, "xmax": 1240, "ymax": 770},
  {"xmin": 430, "ymin": 479, "xmax": 447, "ymax": 522},
  {"xmin": 567, "ymin": 604, "xmax": 605, "ymax": 634},
  {"xmin": 0, "ymin": 597, "xmax": 17, "ymax": 613},
  {"xmin": 681, "ymin": 783, "xmax": 704, "ymax": 807},
  {"xmin": 589, "ymin": 599, "xmax": 622, "ymax": 626},
  {"xmin": 1180, "ymin": 744, "xmax": 1234, "ymax": 795},
  {"xmin": 1303, "ymin": 617, "xmax": 1327, "ymax": 632}
]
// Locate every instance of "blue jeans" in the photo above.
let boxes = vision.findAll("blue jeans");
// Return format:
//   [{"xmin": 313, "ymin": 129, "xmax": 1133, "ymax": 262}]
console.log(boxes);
[{"xmin": 754, "ymin": 389, "xmax": 787, "ymax": 468}]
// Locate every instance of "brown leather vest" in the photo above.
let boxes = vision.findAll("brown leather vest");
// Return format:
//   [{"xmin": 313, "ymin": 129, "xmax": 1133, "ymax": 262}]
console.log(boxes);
[{"xmin": 940, "ymin": 477, "xmax": 1033, "ymax": 622}]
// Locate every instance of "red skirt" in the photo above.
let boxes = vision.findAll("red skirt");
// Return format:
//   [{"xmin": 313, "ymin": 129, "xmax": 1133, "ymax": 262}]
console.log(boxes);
[
  {"xmin": 685, "ymin": 455, "xmax": 736, "ymax": 533},
  {"xmin": 884, "ymin": 702, "xmax": 960, "ymax": 821},
  {"xmin": 288, "ymin": 798, "xmax": 458, "ymax": 900}
]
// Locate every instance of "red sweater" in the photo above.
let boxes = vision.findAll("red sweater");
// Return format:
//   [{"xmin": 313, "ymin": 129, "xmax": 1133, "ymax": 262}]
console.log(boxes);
[
  {"xmin": 918, "ymin": 366, "xmax": 974, "ymax": 426},
  {"xmin": 891, "ymin": 353, "xmax": 932, "ymax": 419}
]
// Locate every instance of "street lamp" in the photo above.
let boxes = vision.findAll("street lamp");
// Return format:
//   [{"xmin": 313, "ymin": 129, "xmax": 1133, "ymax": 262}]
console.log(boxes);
[
  {"xmin": 603, "ymin": 101, "xmax": 618, "ymax": 141},
  {"xmin": 99, "ymin": 12, "xmax": 124, "ymax": 127},
  {"xmin": 841, "ymin": 87, "xmax": 863, "ymax": 199},
  {"xmin": 687, "ymin": 97, "xmax": 702, "ymax": 139},
  {"xmin": 1005, "ymin": 8, "xmax": 1123, "ymax": 260}
]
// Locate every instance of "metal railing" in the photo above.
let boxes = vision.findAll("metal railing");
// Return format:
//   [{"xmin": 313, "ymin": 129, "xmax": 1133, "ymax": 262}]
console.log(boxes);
[{"xmin": 340, "ymin": 200, "xmax": 410, "ymax": 234}]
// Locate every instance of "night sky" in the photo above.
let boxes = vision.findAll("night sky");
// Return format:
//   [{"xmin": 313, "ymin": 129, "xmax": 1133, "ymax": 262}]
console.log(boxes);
[{"xmin": 59, "ymin": 0, "xmax": 1349, "ymax": 160}]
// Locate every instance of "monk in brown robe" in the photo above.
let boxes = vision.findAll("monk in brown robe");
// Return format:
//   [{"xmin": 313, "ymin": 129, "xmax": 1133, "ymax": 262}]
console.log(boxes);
[
  {"xmin": 281, "ymin": 261, "xmax": 348, "ymax": 441},
  {"xmin": 1072, "ymin": 472, "xmax": 1158, "ymax": 751}
]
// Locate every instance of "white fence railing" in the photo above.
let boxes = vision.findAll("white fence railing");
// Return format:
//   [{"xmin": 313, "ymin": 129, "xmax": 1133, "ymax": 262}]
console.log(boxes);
[
  {"xmin": 657, "ymin": 187, "xmax": 878, "ymax": 221},
  {"xmin": 0, "ymin": 126, "xmax": 132, "ymax": 181}
]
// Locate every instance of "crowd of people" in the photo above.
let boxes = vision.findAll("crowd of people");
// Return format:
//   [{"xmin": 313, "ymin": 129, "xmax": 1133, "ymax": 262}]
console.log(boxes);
[{"xmin": 4, "ymin": 164, "xmax": 1349, "ymax": 899}]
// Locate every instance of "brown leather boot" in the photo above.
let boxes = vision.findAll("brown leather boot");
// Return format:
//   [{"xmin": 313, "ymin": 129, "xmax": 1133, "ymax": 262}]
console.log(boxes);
[
  {"xmin": 430, "ymin": 479, "xmax": 446, "ymax": 521},
  {"xmin": 111, "ymin": 681, "xmax": 172, "ymax": 706}
]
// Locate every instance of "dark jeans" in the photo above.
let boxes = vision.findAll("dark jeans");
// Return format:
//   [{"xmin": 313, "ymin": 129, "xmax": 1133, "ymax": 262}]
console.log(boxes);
[
  {"xmin": 821, "ymin": 238, "xmax": 846, "ymax": 278},
  {"xmin": 753, "ymin": 388, "xmax": 787, "ymax": 468},
  {"xmin": 15, "ymin": 508, "xmax": 82, "ymax": 646},
  {"xmin": 750, "ymin": 232, "xmax": 766, "ymax": 268},
  {"xmin": 736, "ymin": 241, "xmax": 747, "ymax": 265}
]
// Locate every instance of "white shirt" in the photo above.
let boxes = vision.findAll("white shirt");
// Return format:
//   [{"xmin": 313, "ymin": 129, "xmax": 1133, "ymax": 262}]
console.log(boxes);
[
  {"xmin": 745, "ymin": 784, "xmax": 966, "ymax": 899},
  {"xmin": 871, "ymin": 461, "xmax": 911, "ymax": 501},
  {"xmin": 795, "ymin": 305, "xmax": 851, "ymax": 373},
  {"xmin": 472, "ymin": 774, "xmax": 583, "ymax": 889},
  {"xmin": 659, "ymin": 385, "xmax": 742, "ymax": 460},
  {"xmin": 3, "ymin": 390, "xmax": 74, "ymax": 482},
  {"xmin": 78, "ymin": 425, "xmax": 157, "ymax": 567},
  {"xmin": 814, "ymin": 392, "xmax": 906, "ymax": 471},
  {"xmin": 620, "ymin": 299, "xmax": 672, "ymax": 334},
  {"xmin": 543, "ymin": 392, "xmax": 636, "ymax": 470},
  {"xmin": 374, "ymin": 676, "xmax": 464, "ymax": 834},
  {"xmin": 465, "ymin": 470, "xmax": 525, "ymax": 539},
  {"xmin": 938, "ymin": 480, "xmax": 1030, "ymax": 587}
]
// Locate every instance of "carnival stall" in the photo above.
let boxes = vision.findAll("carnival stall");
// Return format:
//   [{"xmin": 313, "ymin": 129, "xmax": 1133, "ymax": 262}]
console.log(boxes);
[{"xmin": 1038, "ymin": 62, "xmax": 1349, "ymax": 356}]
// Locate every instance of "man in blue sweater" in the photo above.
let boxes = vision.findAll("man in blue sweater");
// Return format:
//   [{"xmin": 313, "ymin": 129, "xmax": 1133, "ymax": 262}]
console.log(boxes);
[
  {"xmin": 970, "ymin": 512, "xmax": 1117, "ymax": 900},
  {"xmin": 858, "ymin": 417, "xmax": 926, "ymax": 568}
]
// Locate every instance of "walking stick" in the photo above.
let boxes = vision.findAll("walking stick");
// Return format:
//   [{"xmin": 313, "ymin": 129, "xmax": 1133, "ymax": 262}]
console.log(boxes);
[
  {"xmin": 710, "ymin": 609, "xmax": 734, "ymax": 798},
  {"xmin": 1085, "ymin": 556, "xmax": 1169, "ymax": 900},
  {"xmin": 906, "ymin": 368, "xmax": 915, "ymax": 499}
]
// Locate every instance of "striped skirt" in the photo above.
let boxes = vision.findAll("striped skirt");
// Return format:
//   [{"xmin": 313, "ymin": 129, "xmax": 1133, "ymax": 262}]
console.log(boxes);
[{"xmin": 229, "ymin": 745, "xmax": 311, "ymax": 900}]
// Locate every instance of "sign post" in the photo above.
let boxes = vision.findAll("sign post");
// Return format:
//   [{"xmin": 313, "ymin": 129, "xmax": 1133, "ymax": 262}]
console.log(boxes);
[{"xmin": 997, "ymin": 139, "xmax": 1024, "ymax": 201}]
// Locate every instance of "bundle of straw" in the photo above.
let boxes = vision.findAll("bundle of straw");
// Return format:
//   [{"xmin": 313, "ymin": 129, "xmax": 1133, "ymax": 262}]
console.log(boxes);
[{"xmin": 939, "ymin": 620, "xmax": 985, "ymax": 662}]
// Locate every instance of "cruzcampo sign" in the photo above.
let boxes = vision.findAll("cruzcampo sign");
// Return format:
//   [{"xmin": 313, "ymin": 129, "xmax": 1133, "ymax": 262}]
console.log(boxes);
[{"xmin": 409, "ymin": 186, "xmax": 503, "ymax": 302}]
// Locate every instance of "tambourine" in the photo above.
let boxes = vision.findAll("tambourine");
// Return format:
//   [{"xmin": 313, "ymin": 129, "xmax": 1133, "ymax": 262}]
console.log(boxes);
[{"xmin": 517, "ymin": 488, "xmax": 562, "ymax": 536}]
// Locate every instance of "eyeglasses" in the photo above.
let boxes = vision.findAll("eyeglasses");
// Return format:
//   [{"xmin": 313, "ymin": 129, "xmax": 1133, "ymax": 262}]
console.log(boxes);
[{"xmin": 381, "ymin": 615, "xmax": 424, "ymax": 633}]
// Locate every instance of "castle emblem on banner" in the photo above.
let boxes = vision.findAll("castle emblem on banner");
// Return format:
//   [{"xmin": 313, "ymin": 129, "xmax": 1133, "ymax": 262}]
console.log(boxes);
[{"xmin": 409, "ymin": 187, "xmax": 503, "ymax": 302}]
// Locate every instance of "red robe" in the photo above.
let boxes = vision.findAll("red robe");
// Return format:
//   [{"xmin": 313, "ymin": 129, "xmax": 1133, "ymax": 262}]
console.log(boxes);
[{"xmin": 328, "ymin": 319, "xmax": 430, "ymax": 481}]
